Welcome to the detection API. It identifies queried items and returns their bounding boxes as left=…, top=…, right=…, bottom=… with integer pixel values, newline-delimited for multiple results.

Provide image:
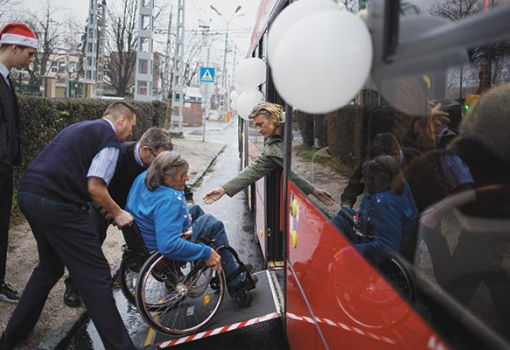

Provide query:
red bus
left=240, top=0, right=510, bottom=349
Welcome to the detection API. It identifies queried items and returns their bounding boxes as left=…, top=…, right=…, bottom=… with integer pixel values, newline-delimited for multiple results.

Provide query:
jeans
left=189, top=205, right=243, bottom=288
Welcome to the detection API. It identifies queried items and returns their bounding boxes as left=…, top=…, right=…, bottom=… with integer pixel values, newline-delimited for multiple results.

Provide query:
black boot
left=64, top=278, right=82, bottom=307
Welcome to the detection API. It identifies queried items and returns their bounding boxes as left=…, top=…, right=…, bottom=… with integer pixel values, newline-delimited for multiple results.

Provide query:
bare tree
left=0, top=0, right=20, bottom=20
left=105, top=0, right=138, bottom=97
left=26, top=0, right=62, bottom=82
left=429, top=0, right=482, bottom=20
left=430, top=0, right=510, bottom=90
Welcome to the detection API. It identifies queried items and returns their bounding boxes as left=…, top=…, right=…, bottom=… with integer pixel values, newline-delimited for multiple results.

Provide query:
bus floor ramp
left=147, top=270, right=281, bottom=348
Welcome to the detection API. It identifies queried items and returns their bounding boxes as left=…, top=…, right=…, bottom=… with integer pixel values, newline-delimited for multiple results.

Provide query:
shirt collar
left=0, top=61, right=10, bottom=80
left=134, top=142, right=145, bottom=167
left=102, top=117, right=116, bottom=132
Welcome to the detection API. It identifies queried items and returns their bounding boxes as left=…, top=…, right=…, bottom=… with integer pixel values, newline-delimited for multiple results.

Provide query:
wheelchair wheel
left=332, top=256, right=415, bottom=329
left=119, top=259, right=137, bottom=306
left=135, top=251, right=226, bottom=335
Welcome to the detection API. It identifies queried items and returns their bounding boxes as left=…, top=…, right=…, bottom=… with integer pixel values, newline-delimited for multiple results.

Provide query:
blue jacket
left=126, top=171, right=211, bottom=261
left=356, top=182, right=418, bottom=263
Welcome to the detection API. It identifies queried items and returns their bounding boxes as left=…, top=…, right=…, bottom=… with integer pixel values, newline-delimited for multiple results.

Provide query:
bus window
left=287, top=1, right=510, bottom=347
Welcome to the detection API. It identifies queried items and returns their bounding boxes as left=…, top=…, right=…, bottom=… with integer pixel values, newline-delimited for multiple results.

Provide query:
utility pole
left=220, top=26, right=229, bottom=120
left=162, top=7, right=173, bottom=100
left=134, top=0, right=155, bottom=101
left=170, top=0, right=185, bottom=131
left=84, top=0, right=98, bottom=95
left=199, top=21, right=211, bottom=142
left=210, top=5, right=242, bottom=121
left=95, top=0, right=106, bottom=98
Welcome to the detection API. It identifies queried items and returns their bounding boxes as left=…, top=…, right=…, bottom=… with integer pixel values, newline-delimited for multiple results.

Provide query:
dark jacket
left=405, top=137, right=510, bottom=218
left=0, top=76, right=21, bottom=173
left=108, top=142, right=193, bottom=209
left=341, top=147, right=422, bottom=207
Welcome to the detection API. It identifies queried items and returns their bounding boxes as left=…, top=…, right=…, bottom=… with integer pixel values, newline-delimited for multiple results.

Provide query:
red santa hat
left=0, top=22, right=38, bottom=50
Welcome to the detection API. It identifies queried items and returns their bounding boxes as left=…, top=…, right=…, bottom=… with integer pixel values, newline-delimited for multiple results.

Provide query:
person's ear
left=118, top=114, right=127, bottom=126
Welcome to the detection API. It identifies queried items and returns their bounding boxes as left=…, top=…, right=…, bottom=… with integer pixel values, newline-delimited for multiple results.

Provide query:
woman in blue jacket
left=332, top=155, right=418, bottom=265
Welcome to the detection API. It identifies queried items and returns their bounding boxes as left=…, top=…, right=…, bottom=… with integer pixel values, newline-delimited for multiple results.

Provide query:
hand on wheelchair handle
left=206, top=249, right=222, bottom=273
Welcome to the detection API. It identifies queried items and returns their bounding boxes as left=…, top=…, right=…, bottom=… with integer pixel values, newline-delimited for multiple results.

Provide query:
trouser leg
left=7, top=194, right=133, bottom=350
left=191, top=214, right=241, bottom=286
left=4, top=194, right=65, bottom=344
left=0, top=169, right=14, bottom=283
left=65, top=206, right=109, bottom=288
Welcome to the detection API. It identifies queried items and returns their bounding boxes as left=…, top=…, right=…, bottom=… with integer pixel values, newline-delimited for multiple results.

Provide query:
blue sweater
left=356, top=182, right=418, bottom=263
left=125, top=171, right=211, bottom=261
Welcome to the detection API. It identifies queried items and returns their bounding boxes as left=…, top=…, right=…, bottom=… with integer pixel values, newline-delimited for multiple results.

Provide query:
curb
left=48, top=141, right=228, bottom=349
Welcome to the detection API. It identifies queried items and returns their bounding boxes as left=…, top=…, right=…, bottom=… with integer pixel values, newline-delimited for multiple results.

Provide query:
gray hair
left=145, top=151, right=189, bottom=191
left=139, top=127, right=173, bottom=152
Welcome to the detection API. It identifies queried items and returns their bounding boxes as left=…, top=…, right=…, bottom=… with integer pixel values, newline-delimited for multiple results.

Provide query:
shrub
left=11, top=97, right=166, bottom=218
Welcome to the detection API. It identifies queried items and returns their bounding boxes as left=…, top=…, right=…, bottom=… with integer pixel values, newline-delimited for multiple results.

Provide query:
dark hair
left=368, top=133, right=401, bottom=159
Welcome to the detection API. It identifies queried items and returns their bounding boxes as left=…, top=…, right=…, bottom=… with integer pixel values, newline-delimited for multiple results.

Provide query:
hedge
left=12, top=97, right=166, bottom=216
left=325, top=105, right=413, bottom=170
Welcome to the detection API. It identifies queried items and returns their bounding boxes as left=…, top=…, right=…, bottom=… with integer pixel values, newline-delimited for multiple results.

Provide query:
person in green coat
left=203, top=102, right=335, bottom=206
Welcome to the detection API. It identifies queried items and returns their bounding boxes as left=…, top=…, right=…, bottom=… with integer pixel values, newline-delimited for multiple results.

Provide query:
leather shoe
left=64, top=281, right=82, bottom=307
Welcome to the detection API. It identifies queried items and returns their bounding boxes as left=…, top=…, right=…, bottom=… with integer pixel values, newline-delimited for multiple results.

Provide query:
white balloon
left=237, top=89, right=263, bottom=120
left=267, top=0, right=336, bottom=65
left=230, top=90, right=239, bottom=102
left=234, top=58, right=266, bottom=89
left=230, top=100, right=237, bottom=112
left=271, top=10, right=372, bottom=114
left=235, top=82, right=248, bottom=94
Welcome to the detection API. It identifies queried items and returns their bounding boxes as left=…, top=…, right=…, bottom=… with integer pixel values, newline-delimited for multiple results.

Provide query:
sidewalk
left=0, top=135, right=226, bottom=349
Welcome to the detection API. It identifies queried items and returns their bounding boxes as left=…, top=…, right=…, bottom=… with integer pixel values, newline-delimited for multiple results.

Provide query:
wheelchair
left=119, top=221, right=257, bottom=335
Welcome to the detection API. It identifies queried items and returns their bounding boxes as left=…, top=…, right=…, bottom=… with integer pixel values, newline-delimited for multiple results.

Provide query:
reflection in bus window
left=285, top=3, right=510, bottom=346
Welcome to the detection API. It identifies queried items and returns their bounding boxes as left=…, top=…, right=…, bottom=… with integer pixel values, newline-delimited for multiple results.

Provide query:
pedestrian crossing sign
left=200, top=67, right=215, bottom=83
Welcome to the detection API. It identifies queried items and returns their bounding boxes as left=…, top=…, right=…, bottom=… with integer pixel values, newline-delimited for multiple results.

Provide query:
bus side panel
left=286, top=182, right=444, bottom=349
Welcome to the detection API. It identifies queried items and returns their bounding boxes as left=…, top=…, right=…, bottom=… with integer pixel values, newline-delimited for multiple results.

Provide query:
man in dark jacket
left=0, top=22, right=37, bottom=303
left=0, top=102, right=138, bottom=350
left=62, top=127, right=188, bottom=307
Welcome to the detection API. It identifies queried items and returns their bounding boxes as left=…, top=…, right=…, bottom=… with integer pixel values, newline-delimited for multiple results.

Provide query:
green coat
left=222, top=134, right=315, bottom=197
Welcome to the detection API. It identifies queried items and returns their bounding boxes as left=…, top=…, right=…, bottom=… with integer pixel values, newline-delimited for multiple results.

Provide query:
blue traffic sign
left=200, top=67, right=215, bottom=83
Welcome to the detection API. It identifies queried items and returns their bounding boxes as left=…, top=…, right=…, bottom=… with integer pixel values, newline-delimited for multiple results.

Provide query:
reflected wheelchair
left=118, top=221, right=257, bottom=335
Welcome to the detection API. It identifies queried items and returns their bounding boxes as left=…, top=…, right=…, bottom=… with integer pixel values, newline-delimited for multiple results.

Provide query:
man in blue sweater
left=62, top=127, right=178, bottom=307
left=0, top=102, right=139, bottom=350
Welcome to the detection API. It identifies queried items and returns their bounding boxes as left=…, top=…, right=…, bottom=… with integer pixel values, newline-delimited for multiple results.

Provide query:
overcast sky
left=13, top=0, right=260, bottom=65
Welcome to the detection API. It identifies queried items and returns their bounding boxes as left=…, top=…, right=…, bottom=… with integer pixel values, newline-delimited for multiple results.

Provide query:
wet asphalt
left=65, top=120, right=288, bottom=349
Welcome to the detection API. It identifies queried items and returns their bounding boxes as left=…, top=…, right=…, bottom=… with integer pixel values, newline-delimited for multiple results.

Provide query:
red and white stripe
left=287, top=312, right=397, bottom=345
left=157, top=312, right=280, bottom=348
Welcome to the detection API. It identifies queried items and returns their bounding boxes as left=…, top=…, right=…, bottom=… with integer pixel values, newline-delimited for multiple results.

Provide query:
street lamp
left=210, top=5, right=242, bottom=120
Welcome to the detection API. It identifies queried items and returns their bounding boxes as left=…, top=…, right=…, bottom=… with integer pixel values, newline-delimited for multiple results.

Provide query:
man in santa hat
left=0, top=22, right=37, bottom=304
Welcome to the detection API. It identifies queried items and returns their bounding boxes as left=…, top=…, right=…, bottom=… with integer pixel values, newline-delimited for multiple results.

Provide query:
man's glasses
left=148, top=147, right=157, bottom=157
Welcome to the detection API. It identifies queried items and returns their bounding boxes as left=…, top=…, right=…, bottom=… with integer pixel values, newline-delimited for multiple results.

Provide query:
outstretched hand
left=203, top=187, right=227, bottom=205
left=312, top=188, right=335, bottom=206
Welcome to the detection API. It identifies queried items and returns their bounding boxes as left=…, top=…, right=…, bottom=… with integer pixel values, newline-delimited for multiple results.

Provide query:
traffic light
left=359, top=0, right=367, bottom=10
left=463, top=94, right=480, bottom=114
